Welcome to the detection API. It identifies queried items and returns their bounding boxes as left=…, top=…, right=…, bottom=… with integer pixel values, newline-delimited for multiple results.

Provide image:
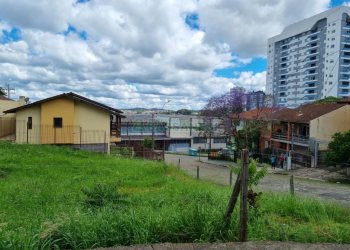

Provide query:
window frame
left=53, top=117, right=63, bottom=128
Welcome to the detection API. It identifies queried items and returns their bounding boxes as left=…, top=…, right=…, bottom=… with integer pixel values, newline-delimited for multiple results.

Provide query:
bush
left=326, top=130, right=350, bottom=165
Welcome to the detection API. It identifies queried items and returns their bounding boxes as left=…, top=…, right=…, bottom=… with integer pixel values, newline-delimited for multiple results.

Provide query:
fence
left=15, top=120, right=109, bottom=153
left=0, top=117, right=15, bottom=138
left=111, top=145, right=164, bottom=160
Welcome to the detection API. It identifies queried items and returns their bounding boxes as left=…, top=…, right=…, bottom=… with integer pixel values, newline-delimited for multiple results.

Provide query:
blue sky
left=0, top=0, right=349, bottom=109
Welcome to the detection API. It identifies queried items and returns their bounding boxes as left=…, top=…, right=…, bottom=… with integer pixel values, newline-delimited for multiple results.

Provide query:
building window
left=53, top=117, right=63, bottom=128
left=193, top=137, right=207, bottom=144
left=213, top=137, right=226, bottom=143
left=27, top=117, right=32, bottom=130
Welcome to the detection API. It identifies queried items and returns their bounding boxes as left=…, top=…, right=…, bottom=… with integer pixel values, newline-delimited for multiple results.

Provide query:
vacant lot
left=1, top=142, right=350, bottom=249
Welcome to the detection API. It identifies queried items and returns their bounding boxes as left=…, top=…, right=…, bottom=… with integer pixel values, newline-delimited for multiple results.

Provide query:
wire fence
left=0, top=117, right=15, bottom=138
left=110, top=145, right=164, bottom=161
left=15, top=120, right=109, bottom=153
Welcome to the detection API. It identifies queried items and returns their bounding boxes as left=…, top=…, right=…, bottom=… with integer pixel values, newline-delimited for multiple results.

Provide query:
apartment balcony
left=339, top=92, right=350, bottom=97
left=303, top=83, right=317, bottom=88
left=340, top=85, right=350, bottom=89
left=303, top=91, right=317, bottom=96
left=304, top=71, right=317, bottom=77
left=271, top=133, right=309, bottom=146
left=305, top=31, right=320, bottom=38
left=305, top=37, right=319, bottom=44
left=303, top=64, right=317, bottom=70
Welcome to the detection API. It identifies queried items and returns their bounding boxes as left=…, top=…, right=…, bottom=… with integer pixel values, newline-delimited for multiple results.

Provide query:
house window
left=53, top=117, right=63, bottom=128
left=213, top=137, right=226, bottom=143
left=27, top=117, right=32, bottom=130
left=193, top=137, right=207, bottom=144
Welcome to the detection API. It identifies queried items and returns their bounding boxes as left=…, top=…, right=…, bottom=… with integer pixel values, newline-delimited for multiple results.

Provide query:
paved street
left=165, top=153, right=350, bottom=208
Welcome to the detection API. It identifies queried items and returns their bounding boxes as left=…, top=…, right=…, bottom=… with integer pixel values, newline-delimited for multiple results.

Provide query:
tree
left=142, top=136, right=154, bottom=149
left=0, top=87, right=5, bottom=96
left=175, top=109, right=192, bottom=115
left=314, top=96, right=341, bottom=104
left=201, top=87, right=246, bottom=136
left=326, top=130, right=350, bottom=165
left=201, top=87, right=245, bottom=118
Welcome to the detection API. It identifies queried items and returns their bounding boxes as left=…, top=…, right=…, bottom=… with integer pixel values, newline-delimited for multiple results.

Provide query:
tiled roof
left=0, top=95, right=13, bottom=101
left=272, top=103, right=347, bottom=123
left=4, top=92, right=123, bottom=115
left=238, top=108, right=281, bottom=120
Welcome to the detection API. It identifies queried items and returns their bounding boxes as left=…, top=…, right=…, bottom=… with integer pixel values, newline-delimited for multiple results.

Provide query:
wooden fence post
left=239, top=149, right=249, bottom=242
left=223, top=171, right=241, bottom=228
left=178, top=158, right=180, bottom=169
left=197, top=166, right=199, bottom=180
left=290, top=175, right=295, bottom=195
left=229, top=170, right=233, bottom=186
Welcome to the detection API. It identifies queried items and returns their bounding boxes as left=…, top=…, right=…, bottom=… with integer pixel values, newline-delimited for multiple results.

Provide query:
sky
left=0, top=0, right=349, bottom=110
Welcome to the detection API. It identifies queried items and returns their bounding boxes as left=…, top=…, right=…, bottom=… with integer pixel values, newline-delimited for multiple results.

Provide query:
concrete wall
left=74, top=101, right=110, bottom=149
left=310, top=105, right=350, bottom=149
left=0, top=100, right=21, bottom=117
left=15, top=106, right=41, bottom=144
left=40, top=98, right=75, bottom=144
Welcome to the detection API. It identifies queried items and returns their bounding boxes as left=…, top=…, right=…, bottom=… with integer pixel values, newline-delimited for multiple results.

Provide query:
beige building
left=0, top=96, right=27, bottom=116
left=269, top=100, right=350, bottom=167
left=4, top=92, right=123, bottom=153
left=0, top=96, right=27, bottom=138
left=310, top=105, right=350, bottom=150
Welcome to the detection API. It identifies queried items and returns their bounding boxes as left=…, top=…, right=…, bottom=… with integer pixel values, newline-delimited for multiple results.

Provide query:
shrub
left=326, top=130, right=350, bottom=165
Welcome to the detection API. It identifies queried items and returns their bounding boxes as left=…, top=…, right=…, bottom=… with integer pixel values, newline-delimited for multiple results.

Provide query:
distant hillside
left=122, top=108, right=200, bottom=115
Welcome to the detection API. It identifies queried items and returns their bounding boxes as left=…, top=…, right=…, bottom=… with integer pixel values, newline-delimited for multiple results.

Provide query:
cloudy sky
left=0, top=0, right=348, bottom=110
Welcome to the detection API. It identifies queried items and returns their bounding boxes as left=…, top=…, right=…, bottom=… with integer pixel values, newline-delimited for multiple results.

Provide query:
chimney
left=18, top=96, right=27, bottom=105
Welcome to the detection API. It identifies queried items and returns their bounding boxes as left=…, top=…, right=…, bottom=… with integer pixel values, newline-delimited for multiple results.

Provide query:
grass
left=0, top=142, right=350, bottom=249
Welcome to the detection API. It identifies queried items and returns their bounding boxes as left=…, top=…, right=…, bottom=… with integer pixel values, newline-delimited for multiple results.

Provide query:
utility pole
left=2, top=84, right=15, bottom=98
left=151, top=112, right=155, bottom=151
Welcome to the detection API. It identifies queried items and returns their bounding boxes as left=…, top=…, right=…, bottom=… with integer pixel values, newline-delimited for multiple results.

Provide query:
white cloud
left=197, top=0, right=330, bottom=57
left=0, top=0, right=334, bottom=109
left=232, top=71, right=267, bottom=91
left=0, top=0, right=73, bottom=32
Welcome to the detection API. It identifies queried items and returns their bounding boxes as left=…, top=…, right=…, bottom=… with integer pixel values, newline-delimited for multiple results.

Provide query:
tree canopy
left=0, top=87, right=5, bottom=96
left=326, top=130, right=350, bottom=165
left=314, top=96, right=341, bottom=104
left=201, top=87, right=245, bottom=118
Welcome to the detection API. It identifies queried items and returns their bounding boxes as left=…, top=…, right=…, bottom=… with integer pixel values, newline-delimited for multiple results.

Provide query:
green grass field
left=0, top=142, right=350, bottom=249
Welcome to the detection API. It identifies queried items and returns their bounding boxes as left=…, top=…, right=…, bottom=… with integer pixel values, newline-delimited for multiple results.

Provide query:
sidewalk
left=97, top=242, right=350, bottom=250
left=197, top=156, right=347, bottom=183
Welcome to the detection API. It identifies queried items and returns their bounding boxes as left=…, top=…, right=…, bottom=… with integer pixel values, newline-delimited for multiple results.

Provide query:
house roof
left=4, top=92, right=123, bottom=115
left=272, top=103, right=347, bottom=123
left=337, top=97, right=350, bottom=104
left=236, top=108, right=281, bottom=121
left=0, top=95, right=13, bottom=101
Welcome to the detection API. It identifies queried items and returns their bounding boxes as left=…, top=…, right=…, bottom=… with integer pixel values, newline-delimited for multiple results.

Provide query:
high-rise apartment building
left=267, top=6, right=350, bottom=107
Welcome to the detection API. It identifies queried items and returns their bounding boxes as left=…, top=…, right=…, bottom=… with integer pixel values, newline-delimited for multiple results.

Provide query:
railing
left=271, top=133, right=310, bottom=145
